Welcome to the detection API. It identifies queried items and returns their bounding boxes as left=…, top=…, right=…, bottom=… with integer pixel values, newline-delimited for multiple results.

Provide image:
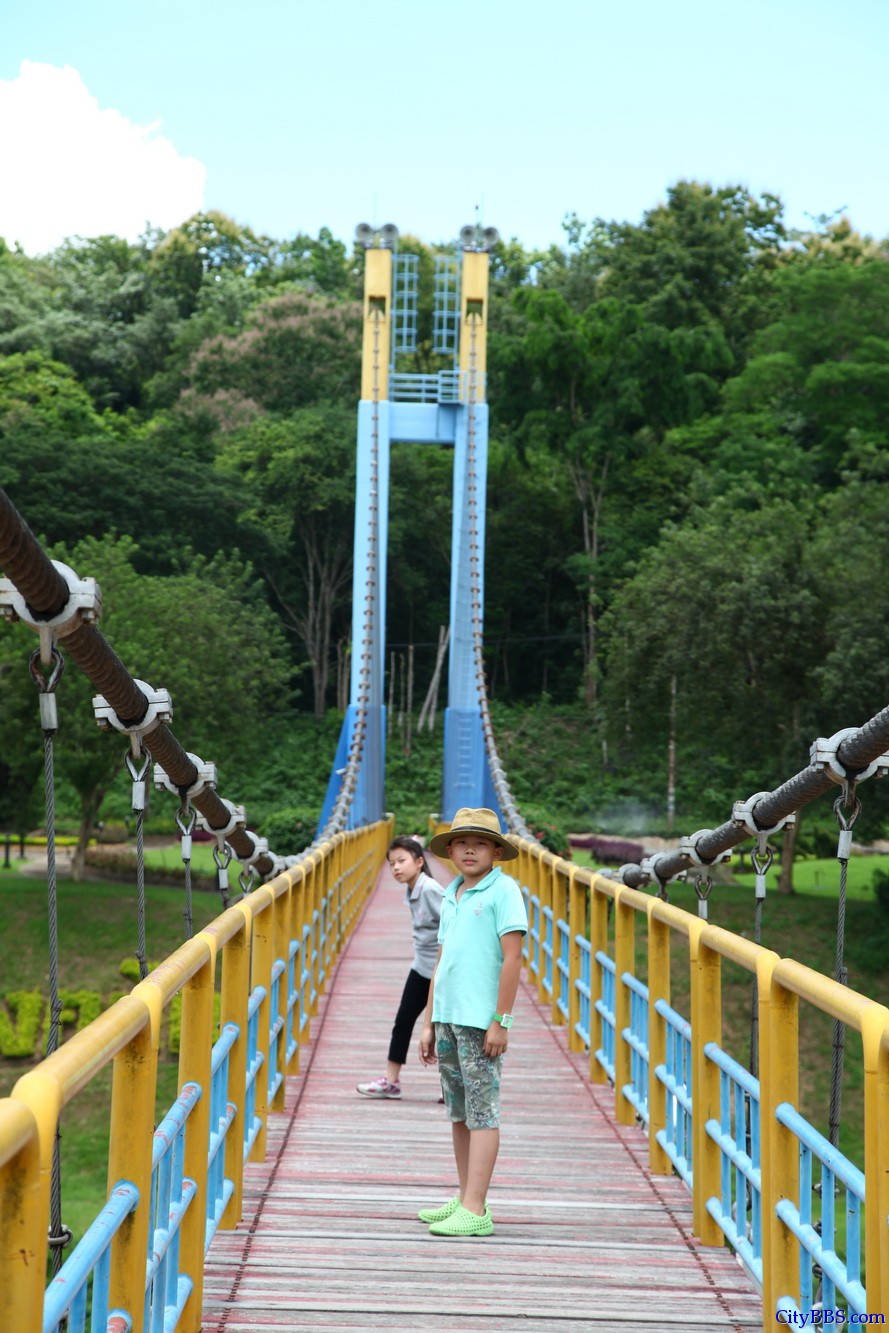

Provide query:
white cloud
left=0, top=60, right=206, bottom=254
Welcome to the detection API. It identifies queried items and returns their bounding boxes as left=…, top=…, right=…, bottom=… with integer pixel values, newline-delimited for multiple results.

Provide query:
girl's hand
left=419, top=1023, right=437, bottom=1065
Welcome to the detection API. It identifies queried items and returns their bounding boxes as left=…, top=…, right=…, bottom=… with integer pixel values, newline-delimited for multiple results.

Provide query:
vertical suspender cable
left=464, top=315, right=531, bottom=840
left=29, top=646, right=72, bottom=1274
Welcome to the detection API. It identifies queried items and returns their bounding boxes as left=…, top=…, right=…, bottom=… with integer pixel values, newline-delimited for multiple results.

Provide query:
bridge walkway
left=201, top=859, right=761, bottom=1331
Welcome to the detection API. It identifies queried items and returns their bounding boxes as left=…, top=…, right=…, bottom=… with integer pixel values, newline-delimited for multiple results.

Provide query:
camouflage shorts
left=435, top=1022, right=503, bottom=1130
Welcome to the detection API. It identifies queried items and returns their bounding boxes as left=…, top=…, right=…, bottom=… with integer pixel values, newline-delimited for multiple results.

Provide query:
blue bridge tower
left=319, top=223, right=503, bottom=832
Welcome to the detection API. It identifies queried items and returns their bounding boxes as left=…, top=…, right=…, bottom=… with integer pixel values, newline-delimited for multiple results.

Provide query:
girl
left=356, top=835, right=444, bottom=1099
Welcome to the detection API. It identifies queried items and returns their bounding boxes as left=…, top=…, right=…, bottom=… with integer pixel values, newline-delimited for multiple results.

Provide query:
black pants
left=388, top=968, right=431, bottom=1065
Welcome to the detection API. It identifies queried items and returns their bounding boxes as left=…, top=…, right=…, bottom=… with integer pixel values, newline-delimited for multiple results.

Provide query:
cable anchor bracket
left=153, top=753, right=218, bottom=804
left=0, top=560, right=101, bottom=665
left=93, top=679, right=173, bottom=757
left=810, top=728, right=889, bottom=788
left=639, top=853, right=687, bottom=899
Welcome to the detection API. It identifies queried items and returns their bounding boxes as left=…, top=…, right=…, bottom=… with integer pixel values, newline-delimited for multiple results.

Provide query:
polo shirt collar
left=445, top=865, right=503, bottom=899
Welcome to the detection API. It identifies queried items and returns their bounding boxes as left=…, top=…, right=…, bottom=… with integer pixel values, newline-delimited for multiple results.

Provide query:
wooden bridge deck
left=201, top=861, right=762, bottom=1332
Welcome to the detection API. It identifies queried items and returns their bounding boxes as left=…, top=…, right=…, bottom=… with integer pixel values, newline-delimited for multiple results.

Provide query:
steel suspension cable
left=464, top=316, right=531, bottom=839
left=315, top=307, right=381, bottom=840
left=0, top=487, right=276, bottom=875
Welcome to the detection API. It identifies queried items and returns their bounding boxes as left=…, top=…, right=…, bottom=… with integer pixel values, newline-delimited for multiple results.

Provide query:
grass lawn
left=0, top=868, right=225, bottom=1248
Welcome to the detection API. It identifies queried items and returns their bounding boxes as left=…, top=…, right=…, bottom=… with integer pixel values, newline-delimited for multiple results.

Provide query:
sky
left=1, top=0, right=887, bottom=256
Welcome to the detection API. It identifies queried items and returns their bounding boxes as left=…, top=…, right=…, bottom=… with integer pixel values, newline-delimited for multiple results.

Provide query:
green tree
left=215, top=408, right=356, bottom=716
left=601, top=489, right=819, bottom=833
left=491, top=287, right=731, bottom=705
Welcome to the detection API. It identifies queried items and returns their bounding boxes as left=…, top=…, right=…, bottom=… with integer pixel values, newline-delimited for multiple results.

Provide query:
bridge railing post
left=567, top=866, right=585, bottom=1053
left=646, top=900, right=672, bottom=1175
left=551, top=861, right=568, bottom=1027
left=688, top=923, right=723, bottom=1245
left=249, top=887, right=275, bottom=1163
left=761, top=961, right=800, bottom=1324
left=589, top=879, right=609, bottom=1085
left=216, top=903, right=251, bottom=1227
left=0, top=1098, right=43, bottom=1331
left=176, top=949, right=215, bottom=1333
left=614, top=887, right=636, bottom=1126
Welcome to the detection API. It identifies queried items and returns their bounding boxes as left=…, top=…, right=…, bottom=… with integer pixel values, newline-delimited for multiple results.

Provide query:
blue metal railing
left=556, top=917, right=571, bottom=1021
left=267, top=958, right=286, bottom=1108
left=594, top=950, right=616, bottom=1082
left=541, top=905, right=554, bottom=998
left=774, top=1102, right=867, bottom=1318
left=622, top=973, right=649, bottom=1125
left=206, top=1024, right=239, bottom=1252
left=42, top=1183, right=140, bottom=1333
left=144, top=1083, right=200, bottom=1332
left=654, top=998, right=693, bottom=1186
left=704, top=1041, right=762, bottom=1284
left=243, top=986, right=265, bottom=1160
left=575, top=935, right=591, bottom=1048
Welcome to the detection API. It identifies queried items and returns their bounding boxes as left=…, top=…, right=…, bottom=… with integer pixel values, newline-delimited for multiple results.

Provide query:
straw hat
left=428, top=807, right=519, bottom=861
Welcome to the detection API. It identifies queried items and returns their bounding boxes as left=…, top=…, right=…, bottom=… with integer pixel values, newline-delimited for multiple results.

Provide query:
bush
left=260, top=806, right=318, bottom=857
left=873, top=868, right=889, bottom=915
left=519, top=804, right=572, bottom=859
left=96, top=821, right=129, bottom=844
left=569, top=833, right=644, bottom=865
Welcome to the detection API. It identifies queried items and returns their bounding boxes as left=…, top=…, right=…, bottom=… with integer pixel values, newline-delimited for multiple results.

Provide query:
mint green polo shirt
left=431, top=866, right=528, bottom=1029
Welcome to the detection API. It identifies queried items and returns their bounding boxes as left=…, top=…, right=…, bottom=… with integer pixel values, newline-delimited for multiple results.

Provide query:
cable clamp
left=238, top=830, right=269, bottom=872
left=195, top=799, right=245, bottom=849
left=0, top=560, right=101, bottom=664
left=732, top=792, right=796, bottom=841
left=153, top=753, right=218, bottom=803
left=263, top=853, right=288, bottom=881
left=93, top=680, right=172, bottom=756
left=810, top=728, right=889, bottom=786
left=678, top=829, right=732, bottom=871
left=639, top=853, right=687, bottom=891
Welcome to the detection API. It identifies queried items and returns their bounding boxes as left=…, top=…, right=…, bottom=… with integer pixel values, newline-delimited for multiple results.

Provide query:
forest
left=2, top=182, right=889, bottom=863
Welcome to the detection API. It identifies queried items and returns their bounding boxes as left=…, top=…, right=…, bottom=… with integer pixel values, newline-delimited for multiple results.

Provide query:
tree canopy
left=1, top=195, right=888, bottom=841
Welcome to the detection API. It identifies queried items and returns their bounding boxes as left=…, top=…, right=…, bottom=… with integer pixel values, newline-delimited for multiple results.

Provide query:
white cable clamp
left=93, top=679, right=172, bottom=756
left=263, top=854, right=288, bottom=881
left=153, top=753, right=218, bottom=802
left=238, top=830, right=269, bottom=871
left=639, top=853, right=687, bottom=888
left=195, top=799, right=245, bottom=849
left=678, top=829, right=732, bottom=871
left=0, top=560, right=101, bottom=664
left=732, top=792, right=796, bottom=841
left=810, top=728, right=889, bottom=786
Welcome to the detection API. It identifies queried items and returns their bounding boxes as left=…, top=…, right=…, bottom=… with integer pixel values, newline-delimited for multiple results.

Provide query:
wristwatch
left=493, top=1013, right=514, bottom=1029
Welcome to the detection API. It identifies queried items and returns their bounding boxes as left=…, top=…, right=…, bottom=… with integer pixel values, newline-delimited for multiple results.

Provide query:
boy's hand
left=419, top=1023, right=437, bottom=1065
left=484, top=1021, right=509, bottom=1058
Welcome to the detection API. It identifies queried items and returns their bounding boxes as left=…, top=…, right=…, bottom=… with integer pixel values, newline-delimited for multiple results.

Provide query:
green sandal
left=417, top=1195, right=461, bottom=1223
left=428, top=1203, right=494, bottom=1237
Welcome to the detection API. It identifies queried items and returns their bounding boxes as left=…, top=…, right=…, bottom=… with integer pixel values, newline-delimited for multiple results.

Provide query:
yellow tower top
left=360, top=246, right=393, bottom=402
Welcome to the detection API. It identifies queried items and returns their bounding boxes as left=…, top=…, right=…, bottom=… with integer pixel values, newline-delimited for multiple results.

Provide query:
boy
left=418, top=807, right=528, bottom=1237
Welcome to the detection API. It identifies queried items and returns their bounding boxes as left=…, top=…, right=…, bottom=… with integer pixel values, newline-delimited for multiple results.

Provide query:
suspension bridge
left=1, top=224, right=889, bottom=1332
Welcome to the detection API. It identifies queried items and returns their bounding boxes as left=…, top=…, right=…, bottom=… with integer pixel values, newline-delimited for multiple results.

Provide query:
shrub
left=568, top=833, right=644, bottom=865
left=873, top=868, right=889, bottom=915
left=260, top=806, right=318, bottom=857
left=519, top=805, right=572, bottom=859
left=96, top=821, right=129, bottom=844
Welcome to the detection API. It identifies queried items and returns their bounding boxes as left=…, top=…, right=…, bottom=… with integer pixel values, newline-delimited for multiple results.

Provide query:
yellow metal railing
left=514, top=837, right=889, bottom=1330
left=0, top=817, right=392, bottom=1332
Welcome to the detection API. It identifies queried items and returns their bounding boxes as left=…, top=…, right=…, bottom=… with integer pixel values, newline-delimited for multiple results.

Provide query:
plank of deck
left=202, top=860, right=762, bottom=1331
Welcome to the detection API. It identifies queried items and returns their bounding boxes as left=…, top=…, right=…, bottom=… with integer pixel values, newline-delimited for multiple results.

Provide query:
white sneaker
left=356, top=1076, right=402, bottom=1099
